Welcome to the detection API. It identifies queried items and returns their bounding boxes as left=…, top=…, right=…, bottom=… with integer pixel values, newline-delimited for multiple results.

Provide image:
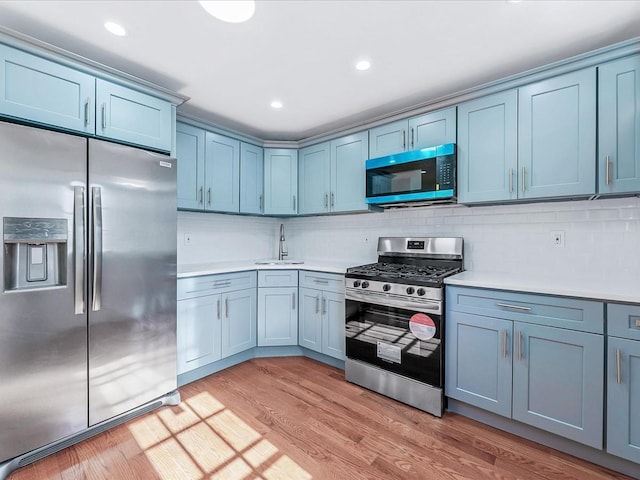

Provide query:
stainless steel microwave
left=365, top=143, right=456, bottom=205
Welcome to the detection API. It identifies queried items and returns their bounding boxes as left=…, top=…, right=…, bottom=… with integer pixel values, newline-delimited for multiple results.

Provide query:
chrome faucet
left=278, top=223, right=288, bottom=261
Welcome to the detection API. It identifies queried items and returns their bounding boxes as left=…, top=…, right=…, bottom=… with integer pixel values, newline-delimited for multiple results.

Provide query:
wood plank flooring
left=8, top=356, right=633, bottom=480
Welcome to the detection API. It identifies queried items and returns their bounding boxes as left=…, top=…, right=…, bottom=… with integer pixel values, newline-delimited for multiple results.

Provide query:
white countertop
left=445, top=271, right=640, bottom=304
left=177, top=259, right=352, bottom=278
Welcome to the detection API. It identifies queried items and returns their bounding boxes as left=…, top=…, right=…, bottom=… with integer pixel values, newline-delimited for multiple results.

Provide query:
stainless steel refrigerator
left=0, top=120, right=177, bottom=466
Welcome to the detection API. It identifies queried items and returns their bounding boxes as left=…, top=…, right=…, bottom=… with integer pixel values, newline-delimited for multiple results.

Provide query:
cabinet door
left=330, top=131, right=368, bottom=213
left=221, top=288, right=256, bottom=357
left=512, top=322, right=603, bottom=449
left=408, top=107, right=456, bottom=150
left=204, top=132, right=240, bottom=213
left=321, top=291, right=345, bottom=360
left=257, top=287, right=298, bottom=346
left=607, top=337, right=640, bottom=462
left=264, top=148, right=298, bottom=215
left=518, top=68, right=596, bottom=199
left=457, top=90, right=518, bottom=203
left=369, top=120, right=407, bottom=158
left=176, top=123, right=205, bottom=210
left=598, top=55, right=640, bottom=195
left=177, top=295, right=221, bottom=374
left=96, top=79, right=172, bottom=152
left=298, top=142, right=331, bottom=214
left=298, top=287, right=323, bottom=353
left=0, top=44, right=95, bottom=134
left=445, top=311, right=513, bottom=417
left=239, top=142, right=264, bottom=214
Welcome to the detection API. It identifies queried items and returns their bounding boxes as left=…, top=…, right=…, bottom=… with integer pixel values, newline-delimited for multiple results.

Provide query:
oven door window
left=345, top=299, right=442, bottom=387
left=366, top=158, right=436, bottom=198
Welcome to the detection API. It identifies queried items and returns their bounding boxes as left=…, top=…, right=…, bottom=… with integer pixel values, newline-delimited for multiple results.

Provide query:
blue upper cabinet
left=298, top=142, right=331, bottom=214
left=239, top=142, right=264, bottom=215
left=518, top=68, right=596, bottom=199
left=96, top=79, right=173, bottom=152
left=598, top=54, right=640, bottom=195
left=204, top=131, right=240, bottom=213
left=331, top=131, right=368, bottom=213
left=176, top=122, right=205, bottom=210
left=369, top=107, right=457, bottom=158
left=0, top=43, right=95, bottom=134
left=264, top=148, right=298, bottom=215
left=457, top=90, right=518, bottom=203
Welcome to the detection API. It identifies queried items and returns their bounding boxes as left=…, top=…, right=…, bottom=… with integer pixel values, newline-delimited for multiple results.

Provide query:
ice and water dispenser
left=3, top=217, right=68, bottom=291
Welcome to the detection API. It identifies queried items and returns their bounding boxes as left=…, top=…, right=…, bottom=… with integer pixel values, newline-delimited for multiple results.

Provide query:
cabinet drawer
left=608, top=303, right=640, bottom=340
left=258, top=269, right=298, bottom=287
left=178, top=271, right=257, bottom=300
left=446, top=286, right=604, bottom=334
left=299, top=271, right=345, bottom=293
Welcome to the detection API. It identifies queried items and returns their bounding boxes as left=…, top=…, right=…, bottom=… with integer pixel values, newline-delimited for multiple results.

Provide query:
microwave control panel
left=436, top=154, right=455, bottom=191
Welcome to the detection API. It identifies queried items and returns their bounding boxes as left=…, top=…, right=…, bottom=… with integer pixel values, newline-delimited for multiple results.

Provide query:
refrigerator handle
left=92, top=187, right=103, bottom=311
left=74, top=186, right=86, bottom=314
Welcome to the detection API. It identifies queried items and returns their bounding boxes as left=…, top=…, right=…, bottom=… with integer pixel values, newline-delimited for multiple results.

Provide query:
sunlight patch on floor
left=128, top=390, right=312, bottom=480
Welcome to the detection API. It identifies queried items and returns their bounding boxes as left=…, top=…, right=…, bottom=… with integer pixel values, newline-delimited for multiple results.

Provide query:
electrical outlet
left=551, top=231, right=565, bottom=248
left=184, top=233, right=192, bottom=245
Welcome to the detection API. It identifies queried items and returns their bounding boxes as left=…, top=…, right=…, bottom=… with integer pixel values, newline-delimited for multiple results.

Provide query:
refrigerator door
left=0, top=121, right=88, bottom=462
left=88, top=139, right=177, bottom=426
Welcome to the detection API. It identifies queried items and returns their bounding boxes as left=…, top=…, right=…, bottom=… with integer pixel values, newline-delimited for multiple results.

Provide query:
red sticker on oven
left=409, top=313, right=436, bottom=340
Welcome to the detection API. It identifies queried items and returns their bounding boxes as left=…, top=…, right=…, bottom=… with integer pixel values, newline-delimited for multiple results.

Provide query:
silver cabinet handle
left=199, top=186, right=204, bottom=204
left=509, top=168, right=514, bottom=193
left=217, top=299, right=221, bottom=320
left=84, top=99, right=91, bottom=127
left=616, top=348, right=622, bottom=384
left=324, top=193, right=328, bottom=209
left=101, top=103, right=107, bottom=129
left=501, top=329, right=507, bottom=358
left=635, top=318, right=640, bottom=328
left=322, top=297, right=327, bottom=315
left=293, top=195, right=296, bottom=211
left=521, top=166, right=526, bottom=193
left=315, top=295, right=320, bottom=314
left=330, top=192, right=335, bottom=208
left=605, top=155, right=611, bottom=185
left=410, top=127, right=415, bottom=149
left=402, top=130, right=406, bottom=150
left=74, top=186, right=86, bottom=315
left=259, top=194, right=263, bottom=212
left=91, top=186, right=103, bottom=311
left=292, top=292, right=296, bottom=310
left=213, top=281, right=231, bottom=288
left=516, top=330, right=522, bottom=361
left=208, top=187, right=212, bottom=206
left=225, top=297, right=229, bottom=318
left=496, top=303, right=532, bottom=312
left=314, top=279, right=329, bottom=285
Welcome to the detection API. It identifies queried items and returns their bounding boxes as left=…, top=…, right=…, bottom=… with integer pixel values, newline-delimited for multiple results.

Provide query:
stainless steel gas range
left=344, top=236, right=463, bottom=417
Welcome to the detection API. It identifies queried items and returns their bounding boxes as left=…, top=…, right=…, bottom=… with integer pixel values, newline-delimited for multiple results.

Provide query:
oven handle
left=346, top=289, right=441, bottom=315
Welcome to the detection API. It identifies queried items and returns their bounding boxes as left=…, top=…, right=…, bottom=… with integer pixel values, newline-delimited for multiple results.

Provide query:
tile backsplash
left=179, top=196, right=640, bottom=282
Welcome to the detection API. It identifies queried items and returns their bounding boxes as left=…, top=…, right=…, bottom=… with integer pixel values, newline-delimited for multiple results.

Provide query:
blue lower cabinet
left=177, top=294, right=222, bottom=375
left=221, top=288, right=257, bottom=357
left=445, top=311, right=513, bottom=417
left=257, top=287, right=298, bottom=346
left=512, top=323, right=604, bottom=449
left=298, top=286, right=345, bottom=360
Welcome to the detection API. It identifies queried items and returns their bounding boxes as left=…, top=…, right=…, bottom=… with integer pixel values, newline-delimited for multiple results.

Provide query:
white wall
left=178, top=197, right=640, bottom=283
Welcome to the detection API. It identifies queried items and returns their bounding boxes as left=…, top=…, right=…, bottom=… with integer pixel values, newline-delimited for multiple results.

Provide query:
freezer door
left=88, top=139, right=177, bottom=426
left=0, top=121, right=88, bottom=462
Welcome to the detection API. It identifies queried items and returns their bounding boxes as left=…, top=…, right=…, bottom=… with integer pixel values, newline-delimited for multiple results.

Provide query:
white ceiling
left=0, top=1, right=639, bottom=141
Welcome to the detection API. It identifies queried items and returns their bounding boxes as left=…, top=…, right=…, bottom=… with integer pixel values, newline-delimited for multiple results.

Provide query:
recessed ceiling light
left=199, top=1, right=256, bottom=23
left=104, top=21, right=126, bottom=37
left=356, top=60, right=371, bottom=71
left=270, top=100, right=283, bottom=109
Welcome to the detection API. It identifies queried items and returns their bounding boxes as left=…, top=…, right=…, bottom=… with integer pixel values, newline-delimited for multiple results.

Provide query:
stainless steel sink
left=254, top=259, right=304, bottom=265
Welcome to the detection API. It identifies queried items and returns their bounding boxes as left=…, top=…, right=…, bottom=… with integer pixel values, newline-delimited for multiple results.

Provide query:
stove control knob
left=417, top=288, right=426, bottom=296
left=382, top=284, right=391, bottom=292
left=361, top=281, right=370, bottom=289
left=353, top=280, right=361, bottom=287
left=406, top=287, right=415, bottom=295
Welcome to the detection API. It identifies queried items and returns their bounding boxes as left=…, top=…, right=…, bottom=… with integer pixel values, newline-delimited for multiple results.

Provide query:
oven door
left=345, top=291, right=443, bottom=387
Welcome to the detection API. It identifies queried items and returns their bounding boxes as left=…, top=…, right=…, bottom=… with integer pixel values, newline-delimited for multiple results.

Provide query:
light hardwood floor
left=8, top=357, right=633, bottom=480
